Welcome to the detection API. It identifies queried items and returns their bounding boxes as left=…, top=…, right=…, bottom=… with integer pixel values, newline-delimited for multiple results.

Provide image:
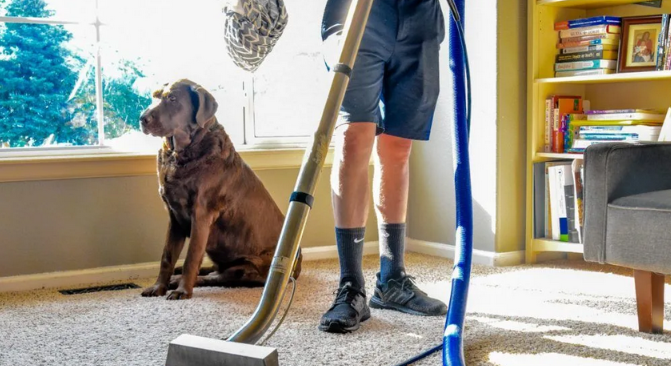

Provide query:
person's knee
left=377, top=134, right=412, bottom=164
left=334, top=123, right=377, bottom=162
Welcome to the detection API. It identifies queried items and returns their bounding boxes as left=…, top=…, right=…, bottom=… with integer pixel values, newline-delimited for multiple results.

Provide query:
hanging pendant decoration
left=223, top=0, right=289, bottom=72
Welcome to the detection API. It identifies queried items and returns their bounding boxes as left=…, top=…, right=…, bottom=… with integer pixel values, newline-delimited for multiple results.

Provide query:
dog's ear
left=189, top=85, right=218, bottom=127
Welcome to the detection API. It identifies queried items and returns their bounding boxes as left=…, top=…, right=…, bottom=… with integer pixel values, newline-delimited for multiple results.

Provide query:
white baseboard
left=405, top=238, right=524, bottom=267
left=0, top=242, right=380, bottom=293
left=0, top=240, right=524, bottom=293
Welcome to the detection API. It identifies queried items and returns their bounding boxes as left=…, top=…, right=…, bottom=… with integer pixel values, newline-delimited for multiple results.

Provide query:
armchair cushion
left=583, top=142, right=671, bottom=273
left=611, top=189, right=671, bottom=210
left=606, top=189, right=671, bottom=275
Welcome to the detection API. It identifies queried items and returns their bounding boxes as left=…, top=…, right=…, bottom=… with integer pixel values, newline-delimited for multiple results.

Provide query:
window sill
left=0, top=147, right=336, bottom=183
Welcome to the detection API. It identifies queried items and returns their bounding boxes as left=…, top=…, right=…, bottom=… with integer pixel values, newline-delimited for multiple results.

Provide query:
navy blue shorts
left=321, top=0, right=446, bottom=141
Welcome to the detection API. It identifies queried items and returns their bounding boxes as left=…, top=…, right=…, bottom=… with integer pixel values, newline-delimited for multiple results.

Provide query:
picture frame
left=617, top=15, right=664, bottom=73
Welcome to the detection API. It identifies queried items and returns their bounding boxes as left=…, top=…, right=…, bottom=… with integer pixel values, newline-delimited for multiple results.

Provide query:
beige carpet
left=1, top=253, right=671, bottom=366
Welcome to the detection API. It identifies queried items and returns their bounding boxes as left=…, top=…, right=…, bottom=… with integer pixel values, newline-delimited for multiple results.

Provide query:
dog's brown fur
left=139, top=79, right=301, bottom=300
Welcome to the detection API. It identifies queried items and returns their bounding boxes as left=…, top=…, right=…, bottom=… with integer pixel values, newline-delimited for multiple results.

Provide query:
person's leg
left=373, top=133, right=412, bottom=282
left=366, top=0, right=448, bottom=316
left=319, top=123, right=378, bottom=334
left=331, top=122, right=377, bottom=290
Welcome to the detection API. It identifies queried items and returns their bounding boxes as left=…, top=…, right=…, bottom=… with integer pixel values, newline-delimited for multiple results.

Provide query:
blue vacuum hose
left=443, top=0, right=471, bottom=364
left=392, top=0, right=471, bottom=365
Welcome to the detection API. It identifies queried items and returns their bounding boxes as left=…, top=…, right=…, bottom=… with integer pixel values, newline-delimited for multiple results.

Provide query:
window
left=248, top=0, right=333, bottom=146
left=0, top=0, right=332, bottom=154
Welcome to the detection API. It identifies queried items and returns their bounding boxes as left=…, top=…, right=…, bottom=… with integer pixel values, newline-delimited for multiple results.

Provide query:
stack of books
left=564, top=109, right=666, bottom=153
left=545, top=95, right=584, bottom=153
left=554, top=16, right=622, bottom=77
left=533, top=159, right=584, bottom=244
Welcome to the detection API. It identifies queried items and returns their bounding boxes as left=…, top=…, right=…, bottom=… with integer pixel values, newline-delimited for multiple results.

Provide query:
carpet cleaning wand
left=226, top=0, right=375, bottom=346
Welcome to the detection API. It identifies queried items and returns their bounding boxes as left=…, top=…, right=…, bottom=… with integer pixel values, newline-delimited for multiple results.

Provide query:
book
left=562, top=164, right=579, bottom=243
left=560, top=44, right=618, bottom=54
left=569, top=119, right=664, bottom=126
left=548, top=164, right=576, bottom=242
left=586, top=112, right=667, bottom=121
left=579, top=133, right=641, bottom=140
left=555, top=50, right=618, bottom=62
left=545, top=98, right=552, bottom=152
left=666, top=14, right=671, bottom=70
left=557, top=38, right=620, bottom=48
left=561, top=34, right=621, bottom=43
left=533, top=162, right=547, bottom=238
left=572, top=159, right=585, bottom=244
left=579, top=125, right=662, bottom=133
left=555, top=69, right=615, bottom=77
left=571, top=138, right=642, bottom=149
left=554, top=60, right=617, bottom=71
left=547, top=163, right=571, bottom=240
left=656, top=14, right=668, bottom=70
left=657, top=107, right=671, bottom=141
left=585, top=108, right=664, bottom=114
left=554, top=16, right=621, bottom=31
left=578, top=126, right=661, bottom=141
left=559, top=25, right=621, bottom=39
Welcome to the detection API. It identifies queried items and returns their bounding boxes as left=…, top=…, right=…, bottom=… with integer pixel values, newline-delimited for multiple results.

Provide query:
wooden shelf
left=533, top=239, right=584, bottom=254
left=535, top=152, right=584, bottom=160
left=537, top=0, right=652, bottom=9
left=536, top=70, right=671, bottom=84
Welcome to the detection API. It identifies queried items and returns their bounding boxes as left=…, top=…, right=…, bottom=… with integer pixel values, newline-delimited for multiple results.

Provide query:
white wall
left=408, top=0, right=499, bottom=252
left=408, top=0, right=527, bottom=254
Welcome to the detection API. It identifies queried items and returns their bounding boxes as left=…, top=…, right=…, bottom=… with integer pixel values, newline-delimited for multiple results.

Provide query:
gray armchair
left=583, top=142, right=671, bottom=334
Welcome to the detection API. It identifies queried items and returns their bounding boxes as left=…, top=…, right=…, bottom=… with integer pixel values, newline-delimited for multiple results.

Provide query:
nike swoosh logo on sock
left=354, top=238, right=364, bottom=243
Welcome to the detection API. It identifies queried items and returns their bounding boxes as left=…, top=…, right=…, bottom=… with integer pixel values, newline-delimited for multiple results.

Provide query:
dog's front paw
left=141, top=283, right=167, bottom=297
left=166, top=288, right=192, bottom=300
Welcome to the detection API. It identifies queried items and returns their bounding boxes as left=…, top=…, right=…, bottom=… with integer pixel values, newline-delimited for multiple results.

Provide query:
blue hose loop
left=443, top=0, right=472, bottom=365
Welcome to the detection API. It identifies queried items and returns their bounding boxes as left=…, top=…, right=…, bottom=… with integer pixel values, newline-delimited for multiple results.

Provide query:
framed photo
left=617, top=15, right=663, bottom=73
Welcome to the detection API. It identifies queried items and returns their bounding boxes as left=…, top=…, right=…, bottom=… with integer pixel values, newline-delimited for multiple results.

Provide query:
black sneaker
left=318, top=282, right=371, bottom=333
left=369, top=273, right=447, bottom=316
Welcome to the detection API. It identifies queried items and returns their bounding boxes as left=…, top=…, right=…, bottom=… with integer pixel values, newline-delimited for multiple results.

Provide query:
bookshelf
left=526, top=0, right=671, bottom=263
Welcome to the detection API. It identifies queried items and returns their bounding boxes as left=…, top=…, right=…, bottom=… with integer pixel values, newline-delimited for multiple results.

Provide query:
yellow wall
left=496, top=0, right=527, bottom=253
left=0, top=167, right=378, bottom=277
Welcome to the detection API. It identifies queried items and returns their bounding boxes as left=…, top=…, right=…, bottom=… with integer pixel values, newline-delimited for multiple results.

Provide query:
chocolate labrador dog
left=139, top=79, right=301, bottom=300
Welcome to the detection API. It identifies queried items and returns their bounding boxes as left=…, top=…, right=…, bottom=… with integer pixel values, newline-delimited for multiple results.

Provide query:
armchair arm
left=583, top=142, right=671, bottom=263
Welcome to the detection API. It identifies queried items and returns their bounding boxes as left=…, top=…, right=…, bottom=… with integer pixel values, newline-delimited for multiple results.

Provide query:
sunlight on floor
left=489, top=352, right=642, bottom=366
left=546, top=335, right=671, bottom=360
left=470, top=315, right=572, bottom=333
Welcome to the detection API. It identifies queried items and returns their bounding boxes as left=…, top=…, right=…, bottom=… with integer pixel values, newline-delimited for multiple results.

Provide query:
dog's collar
left=164, top=136, right=176, bottom=152
left=169, top=136, right=176, bottom=151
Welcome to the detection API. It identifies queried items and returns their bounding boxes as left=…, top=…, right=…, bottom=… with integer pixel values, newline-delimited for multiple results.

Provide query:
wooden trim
left=0, top=148, right=335, bottom=183
left=634, top=269, right=665, bottom=334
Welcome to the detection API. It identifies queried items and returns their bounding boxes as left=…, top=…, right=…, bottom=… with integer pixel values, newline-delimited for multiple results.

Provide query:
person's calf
left=378, top=222, right=406, bottom=283
left=330, top=123, right=376, bottom=228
